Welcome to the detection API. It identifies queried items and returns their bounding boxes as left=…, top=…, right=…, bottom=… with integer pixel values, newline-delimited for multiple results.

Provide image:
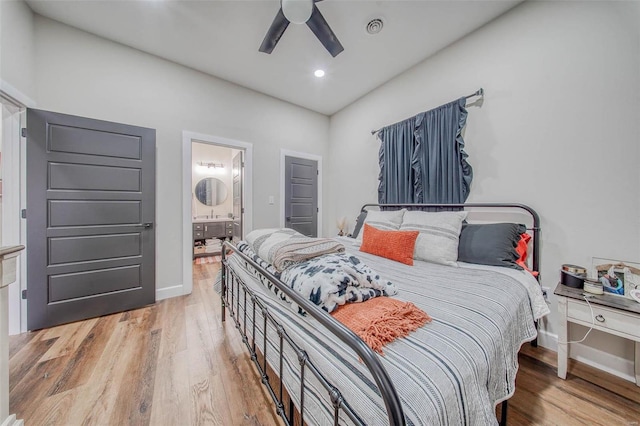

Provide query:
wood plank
left=156, top=295, right=187, bottom=359
left=150, top=351, right=192, bottom=426
left=184, top=273, right=230, bottom=425
left=46, top=312, right=121, bottom=396
left=217, top=312, right=283, bottom=425
left=515, top=361, right=632, bottom=425
left=64, top=320, right=137, bottom=424
left=39, top=317, right=98, bottom=362
left=190, top=375, right=226, bottom=426
left=37, top=319, right=83, bottom=341
left=109, top=309, right=160, bottom=426
left=26, top=387, right=77, bottom=426
left=9, top=354, right=70, bottom=416
left=521, top=344, right=640, bottom=405
left=9, top=336, right=58, bottom=393
left=8, top=331, right=36, bottom=359
left=185, top=302, right=218, bottom=382
left=517, top=354, right=640, bottom=423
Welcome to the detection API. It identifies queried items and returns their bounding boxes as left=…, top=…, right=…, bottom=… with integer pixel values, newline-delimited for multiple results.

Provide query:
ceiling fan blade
left=259, top=8, right=290, bottom=54
left=306, top=4, right=344, bottom=57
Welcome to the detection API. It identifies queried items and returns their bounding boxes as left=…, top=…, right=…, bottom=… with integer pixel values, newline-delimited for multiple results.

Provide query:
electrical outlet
left=541, top=286, right=550, bottom=303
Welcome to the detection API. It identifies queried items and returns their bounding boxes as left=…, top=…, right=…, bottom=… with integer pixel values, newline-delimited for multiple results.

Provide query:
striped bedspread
left=222, top=236, right=549, bottom=425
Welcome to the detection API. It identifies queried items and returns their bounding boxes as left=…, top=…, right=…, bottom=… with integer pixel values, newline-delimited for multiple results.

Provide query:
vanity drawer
left=567, top=299, right=640, bottom=340
left=193, top=223, right=204, bottom=231
left=193, top=231, right=204, bottom=239
left=225, top=221, right=233, bottom=229
left=226, top=229, right=233, bottom=236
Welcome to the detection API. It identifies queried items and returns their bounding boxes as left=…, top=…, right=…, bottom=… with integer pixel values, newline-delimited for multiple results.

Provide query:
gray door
left=284, top=156, right=318, bottom=237
left=232, top=151, right=243, bottom=243
left=26, top=108, right=156, bottom=330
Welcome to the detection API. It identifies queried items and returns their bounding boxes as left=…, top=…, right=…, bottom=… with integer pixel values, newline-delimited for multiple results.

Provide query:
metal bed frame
left=220, top=203, right=541, bottom=426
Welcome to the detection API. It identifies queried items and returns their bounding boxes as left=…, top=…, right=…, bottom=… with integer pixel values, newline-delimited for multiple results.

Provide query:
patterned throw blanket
left=245, top=228, right=345, bottom=272
left=235, top=241, right=397, bottom=313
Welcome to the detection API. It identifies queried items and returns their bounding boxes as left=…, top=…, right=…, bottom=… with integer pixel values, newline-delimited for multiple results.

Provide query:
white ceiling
left=25, top=0, right=521, bottom=115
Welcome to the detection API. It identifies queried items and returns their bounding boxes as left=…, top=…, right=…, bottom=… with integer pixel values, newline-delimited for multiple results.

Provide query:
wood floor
left=9, top=262, right=640, bottom=425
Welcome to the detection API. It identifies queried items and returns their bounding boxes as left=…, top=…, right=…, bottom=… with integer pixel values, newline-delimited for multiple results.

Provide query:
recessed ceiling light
left=314, top=69, right=325, bottom=78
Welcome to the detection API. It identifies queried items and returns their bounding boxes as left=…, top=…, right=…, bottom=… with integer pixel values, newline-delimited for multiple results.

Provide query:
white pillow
left=356, top=209, right=406, bottom=241
left=399, top=210, right=468, bottom=266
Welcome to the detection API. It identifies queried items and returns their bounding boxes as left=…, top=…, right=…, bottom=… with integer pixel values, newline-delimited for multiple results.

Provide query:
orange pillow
left=515, top=233, right=539, bottom=277
left=360, top=224, right=419, bottom=265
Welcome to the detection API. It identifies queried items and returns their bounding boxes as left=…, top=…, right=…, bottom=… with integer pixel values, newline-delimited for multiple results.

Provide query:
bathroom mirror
left=194, top=177, right=228, bottom=206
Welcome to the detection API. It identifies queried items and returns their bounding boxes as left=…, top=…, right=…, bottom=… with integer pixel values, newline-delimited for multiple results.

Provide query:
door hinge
left=317, top=208, right=319, bottom=213
left=317, top=170, right=319, bottom=175
left=21, top=128, right=26, bottom=138
left=21, top=289, right=27, bottom=300
left=241, top=208, right=245, bottom=214
left=21, top=209, right=26, bottom=219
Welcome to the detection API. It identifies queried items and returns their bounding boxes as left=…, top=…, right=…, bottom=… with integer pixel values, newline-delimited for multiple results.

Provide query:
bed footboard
left=220, top=241, right=405, bottom=426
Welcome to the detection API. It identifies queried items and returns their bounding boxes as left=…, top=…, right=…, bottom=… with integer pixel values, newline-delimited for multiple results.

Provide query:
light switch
left=268, top=195, right=275, bottom=205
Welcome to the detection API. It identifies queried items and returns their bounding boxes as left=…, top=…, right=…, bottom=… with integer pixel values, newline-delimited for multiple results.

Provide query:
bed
left=218, top=203, right=548, bottom=425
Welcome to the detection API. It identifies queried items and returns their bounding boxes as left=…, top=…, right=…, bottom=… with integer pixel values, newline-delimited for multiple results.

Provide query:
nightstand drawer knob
left=595, top=314, right=605, bottom=323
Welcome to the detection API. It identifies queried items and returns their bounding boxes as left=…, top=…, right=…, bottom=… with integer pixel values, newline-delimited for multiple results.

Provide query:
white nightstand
left=555, top=283, right=640, bottom=386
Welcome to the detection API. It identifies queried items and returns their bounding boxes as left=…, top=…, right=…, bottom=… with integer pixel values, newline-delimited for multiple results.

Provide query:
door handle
left=136, top=223, right=153, bottom=229
left=286, top=217, right=291, bottom=222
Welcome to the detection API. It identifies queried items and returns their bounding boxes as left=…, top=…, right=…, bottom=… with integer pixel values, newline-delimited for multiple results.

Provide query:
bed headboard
left=360, top=203, right=541, bottom=279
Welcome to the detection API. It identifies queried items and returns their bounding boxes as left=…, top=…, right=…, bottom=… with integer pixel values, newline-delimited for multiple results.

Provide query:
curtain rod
left=370, top=88, right=484, bottom=135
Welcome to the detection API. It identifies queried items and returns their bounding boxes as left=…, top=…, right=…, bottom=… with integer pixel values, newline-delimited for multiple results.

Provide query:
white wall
left=328, top=1, right=640, bottom=379
left=191, top=142, right=233, bottom=218
left=33, top=16, right=330, bottom=296
left=0, top=0, right=35, bottom=99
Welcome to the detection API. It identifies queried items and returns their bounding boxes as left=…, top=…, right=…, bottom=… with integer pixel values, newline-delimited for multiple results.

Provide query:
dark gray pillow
left=350, top=211, right=368, bottom=238
left=458, top=223, right=526, bottom=270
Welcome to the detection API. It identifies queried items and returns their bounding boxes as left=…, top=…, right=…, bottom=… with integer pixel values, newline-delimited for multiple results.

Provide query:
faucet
left=211, top=208, right=214, bottom=219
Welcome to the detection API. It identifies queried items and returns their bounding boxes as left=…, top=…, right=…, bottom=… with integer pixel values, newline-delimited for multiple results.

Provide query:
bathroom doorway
left=191, top=142, right=238, bottom=262
left=181, top=132, right=252, bottom=296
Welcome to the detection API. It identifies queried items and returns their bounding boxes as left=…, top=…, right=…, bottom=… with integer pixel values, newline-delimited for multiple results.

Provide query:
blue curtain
left=377, top=116, right=417, bottom=204
left=377, top=97, right=473, bottom=205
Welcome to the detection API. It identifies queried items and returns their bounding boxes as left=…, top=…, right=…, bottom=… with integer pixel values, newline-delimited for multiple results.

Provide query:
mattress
left=221, top=236, right=549, bottom=425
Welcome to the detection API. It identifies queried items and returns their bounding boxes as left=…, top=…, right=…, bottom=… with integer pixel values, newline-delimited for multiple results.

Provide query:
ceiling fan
left=259, top=0, right=344, bottom=57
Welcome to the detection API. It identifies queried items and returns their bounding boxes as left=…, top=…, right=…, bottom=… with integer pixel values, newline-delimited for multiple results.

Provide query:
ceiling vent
left=366, top=18, right=384, bottom=35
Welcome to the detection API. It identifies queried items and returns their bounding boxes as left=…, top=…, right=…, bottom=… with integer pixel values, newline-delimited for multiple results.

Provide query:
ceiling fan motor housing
left=281, top=0, right=313, bottom=24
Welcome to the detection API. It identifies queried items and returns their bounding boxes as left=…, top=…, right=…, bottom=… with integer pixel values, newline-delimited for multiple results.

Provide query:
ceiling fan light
left=282, top=0, right=313, bottom=24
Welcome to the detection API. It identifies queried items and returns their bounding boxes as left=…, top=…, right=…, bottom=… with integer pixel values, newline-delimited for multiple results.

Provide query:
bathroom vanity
left=193, top=218, right=233, bottom=258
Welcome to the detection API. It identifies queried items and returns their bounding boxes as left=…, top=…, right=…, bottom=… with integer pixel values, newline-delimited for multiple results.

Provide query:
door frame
left=1, top=80, right=35, bottom=334
left=182, top=131, right=253, bottom=296
left=280, top=149, right=322, bottom=237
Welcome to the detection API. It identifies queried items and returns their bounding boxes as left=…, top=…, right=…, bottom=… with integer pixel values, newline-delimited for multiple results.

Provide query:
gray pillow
left=457, top=223, right=526, bottom=270
left=350, top=211, right=368, bottom=238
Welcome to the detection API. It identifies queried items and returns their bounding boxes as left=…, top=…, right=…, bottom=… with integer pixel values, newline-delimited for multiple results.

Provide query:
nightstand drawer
left=194, top=231, right=204, bottom=239
left=567, top=299, right=640, bottom=340
left=193, top=223, right=204, bottom=231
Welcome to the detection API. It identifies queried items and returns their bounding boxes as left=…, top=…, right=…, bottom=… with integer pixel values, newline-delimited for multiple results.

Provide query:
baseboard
left=155, top=284, right=189, bottom=301
left=536, top=329, right=636, bottom=383
left=1, top=414, right=24, bottom=426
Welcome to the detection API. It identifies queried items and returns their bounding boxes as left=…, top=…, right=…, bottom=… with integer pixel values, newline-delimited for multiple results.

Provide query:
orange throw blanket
left=330, top=297, right=431, bottom=355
